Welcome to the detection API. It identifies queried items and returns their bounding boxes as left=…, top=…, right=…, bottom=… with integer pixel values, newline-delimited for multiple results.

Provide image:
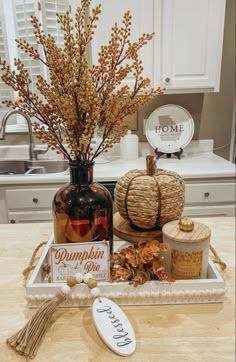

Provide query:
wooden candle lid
left=113, top=212, right=162, bottom=244
left=162, top=219, right=211, bottom=243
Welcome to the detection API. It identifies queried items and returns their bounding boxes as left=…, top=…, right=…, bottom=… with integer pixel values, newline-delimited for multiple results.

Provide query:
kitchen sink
left=0, top=159, right=69, bottom=175
left=0, top=160, right=28, bottom=175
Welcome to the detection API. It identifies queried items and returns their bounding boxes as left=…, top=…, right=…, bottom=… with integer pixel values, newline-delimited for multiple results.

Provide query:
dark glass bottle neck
left=69, top=161, right=94, bottom=185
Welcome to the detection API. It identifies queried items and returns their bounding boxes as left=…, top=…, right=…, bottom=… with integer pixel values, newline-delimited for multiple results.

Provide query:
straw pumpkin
left=114, top=155, right=185, bottom=229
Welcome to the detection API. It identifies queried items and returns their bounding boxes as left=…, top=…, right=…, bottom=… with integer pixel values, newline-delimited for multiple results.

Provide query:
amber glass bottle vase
left=52, top=161, right=113, bottom=253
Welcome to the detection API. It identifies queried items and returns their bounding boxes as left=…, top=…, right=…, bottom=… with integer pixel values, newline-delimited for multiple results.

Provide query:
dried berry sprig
left=0, top=0, right=164, bottom=162
left=111, top=240, right=173, bottom=287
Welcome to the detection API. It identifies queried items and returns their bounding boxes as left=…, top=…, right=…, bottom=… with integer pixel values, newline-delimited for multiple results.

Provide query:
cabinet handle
left=33, top=197, right=39, bottom=203
left=204, top=192, right=210, bottom=197
left=165, top=77, right=171, bottom=83
left=10, top=219, right=16, bottom=224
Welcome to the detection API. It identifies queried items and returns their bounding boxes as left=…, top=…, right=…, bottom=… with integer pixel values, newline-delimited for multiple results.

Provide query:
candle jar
left=162, top=218, right=211, bottom=279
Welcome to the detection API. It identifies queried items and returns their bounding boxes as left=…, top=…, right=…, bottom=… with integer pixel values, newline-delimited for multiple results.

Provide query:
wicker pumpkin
left=115, top=155, right=185, bottom=229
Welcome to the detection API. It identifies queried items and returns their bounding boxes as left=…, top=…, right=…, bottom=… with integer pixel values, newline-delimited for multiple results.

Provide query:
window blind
left=0, top=0, right=81, bottom=126
left=0, top=0, right=13, bottom=111
left=1, top=0, right=78, bottom=100
left=41, top=0, right=71, bottom=45
left=13, top=0, right=43, bottom=93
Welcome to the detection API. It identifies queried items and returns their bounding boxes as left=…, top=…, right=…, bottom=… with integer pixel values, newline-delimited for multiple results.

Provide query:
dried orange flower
left=111, top=240, right=173, bottom=286
left=0, top=0, right=164, bottom=162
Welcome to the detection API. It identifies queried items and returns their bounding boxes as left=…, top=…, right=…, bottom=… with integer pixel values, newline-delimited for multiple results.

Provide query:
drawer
left=185, top=183, right=235, bottom=204
left=5, top=187, right=59, bottom=209
left=183, top=205, right=235, bottom=217
left=8, top=210, right=53, bottom=223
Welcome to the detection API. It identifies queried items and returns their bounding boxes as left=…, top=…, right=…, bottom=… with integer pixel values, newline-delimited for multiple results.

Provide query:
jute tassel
left=6, top=291, right=67, bottom=359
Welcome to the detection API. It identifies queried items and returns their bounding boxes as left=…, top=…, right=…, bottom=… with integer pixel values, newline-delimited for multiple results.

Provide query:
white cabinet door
left=4, top=185, right=61, bottom=223
left=90, top=0, right=225, bottom=93
left=8, top=210, right=53, bottom=224
left=90, top=0, right=155, bottom=89
left=184, top=180, right=235, bottom=217
left=154, top=0, right=226, bottom=92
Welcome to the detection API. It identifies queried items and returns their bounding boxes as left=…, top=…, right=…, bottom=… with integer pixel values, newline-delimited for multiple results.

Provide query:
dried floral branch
left=111, top=240, right=174, bottom=286
left=0, top=0, right=164, bottom=162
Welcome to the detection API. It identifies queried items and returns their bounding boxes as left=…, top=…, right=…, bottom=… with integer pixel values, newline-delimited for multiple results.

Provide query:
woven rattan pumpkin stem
left=146, top=155, right=156, bottom=176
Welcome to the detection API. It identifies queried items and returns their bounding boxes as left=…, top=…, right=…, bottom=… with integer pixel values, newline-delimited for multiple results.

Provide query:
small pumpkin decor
left=115, top=155, right=185, bottom=229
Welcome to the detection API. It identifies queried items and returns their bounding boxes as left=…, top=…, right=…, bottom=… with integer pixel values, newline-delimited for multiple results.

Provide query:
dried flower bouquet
left=0, top=0, right=163, bottom=162
left=111, top=240, right=173, bottom=286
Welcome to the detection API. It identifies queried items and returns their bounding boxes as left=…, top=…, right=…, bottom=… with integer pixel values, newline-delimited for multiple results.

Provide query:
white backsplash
left=0, top=139, right=214, bottom=161
left=0, top=145, right=65, bottom=160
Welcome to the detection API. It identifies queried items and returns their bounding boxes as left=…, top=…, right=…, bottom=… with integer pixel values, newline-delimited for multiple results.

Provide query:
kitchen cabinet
left=90, top=0, right=226, bottom=93
left=156, top=0, right=226, bottom=92
left=90, top=0, right=155, bottom=90
left=0, top=141, right=235, bottom=223
left=1, top=185, right=60, bottom=223
left=183, top=178, right=235, bottom=217
left=0, top=176, right=234, bottom=224
left=0, top=181, right=116, bottom=224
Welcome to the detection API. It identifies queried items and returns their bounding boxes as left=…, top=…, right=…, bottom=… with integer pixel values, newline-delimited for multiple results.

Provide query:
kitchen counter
left=0, top=217, right=235, bottom=361
left=0, top=152, right=235, bottom=185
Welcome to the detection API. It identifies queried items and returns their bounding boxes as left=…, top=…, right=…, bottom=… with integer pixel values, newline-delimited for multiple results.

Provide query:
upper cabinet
left=90, top=0, right=155, bottom=90
left=90, top=0, right=226, bottom=93
left=155, top=0, right=226, bottom=92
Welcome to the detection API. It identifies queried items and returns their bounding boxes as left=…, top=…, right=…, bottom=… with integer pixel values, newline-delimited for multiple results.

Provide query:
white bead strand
left=75, top=272, right=84, bottom=284
left=61, top=285, right=72, bottom=295
left=83, top=273, right=93, bottom=284
left=90, top=287, right=101, bottom=298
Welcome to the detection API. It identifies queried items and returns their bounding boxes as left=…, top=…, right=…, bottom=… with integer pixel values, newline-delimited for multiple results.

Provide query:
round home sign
left=145, top=104, right=194, bottom=153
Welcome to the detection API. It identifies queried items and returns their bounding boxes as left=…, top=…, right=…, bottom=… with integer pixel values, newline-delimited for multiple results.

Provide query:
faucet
left=0, top=109, right=48, bottom=160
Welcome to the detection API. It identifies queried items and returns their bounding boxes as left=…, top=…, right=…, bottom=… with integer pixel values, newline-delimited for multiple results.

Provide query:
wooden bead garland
left=87, top=279, right=98, bottom=289
left=64, top=272, right=101, bottom=298
left=66, top=276, right=77, bottom=287
left=6, top=272, right=101, bottom=359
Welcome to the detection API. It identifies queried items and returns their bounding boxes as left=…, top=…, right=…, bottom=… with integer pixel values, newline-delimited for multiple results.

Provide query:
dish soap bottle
left=120, top=130, right=139, bottom=160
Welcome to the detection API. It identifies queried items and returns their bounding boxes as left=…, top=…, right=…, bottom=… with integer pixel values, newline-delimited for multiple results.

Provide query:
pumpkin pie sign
left=50, top=240, right=110, bottom=282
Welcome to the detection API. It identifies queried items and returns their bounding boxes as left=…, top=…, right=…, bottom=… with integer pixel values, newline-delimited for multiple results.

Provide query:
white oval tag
left=92, top=297, right=136, bottom=356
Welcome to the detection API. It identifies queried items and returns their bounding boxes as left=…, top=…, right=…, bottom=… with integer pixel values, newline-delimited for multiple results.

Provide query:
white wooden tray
left=26, top=234, right=226, bottom=307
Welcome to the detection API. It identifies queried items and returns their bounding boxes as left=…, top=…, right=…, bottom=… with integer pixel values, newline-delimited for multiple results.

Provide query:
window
left=0, top=0, right=75, bottom=131
left=0, top=1, right=14, bottom=122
